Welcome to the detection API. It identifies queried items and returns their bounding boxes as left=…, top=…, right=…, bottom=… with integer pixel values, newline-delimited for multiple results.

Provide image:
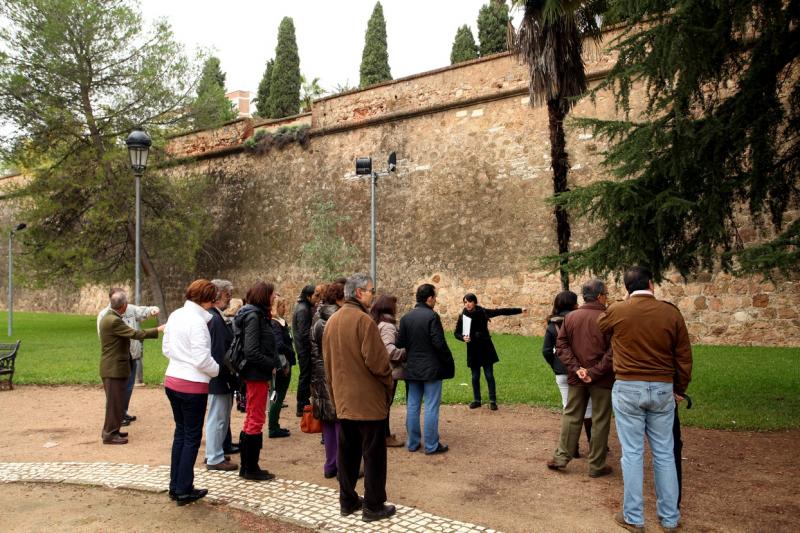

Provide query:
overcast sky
left=138, top=0, right=521, bottom=95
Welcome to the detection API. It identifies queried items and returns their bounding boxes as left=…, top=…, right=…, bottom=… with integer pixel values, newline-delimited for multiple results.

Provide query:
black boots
left=238, top=432, right=276, bottom=481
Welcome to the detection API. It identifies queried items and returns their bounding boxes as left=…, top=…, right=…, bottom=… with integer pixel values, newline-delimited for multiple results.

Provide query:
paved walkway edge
left=0, top=462, right=499, bottom=533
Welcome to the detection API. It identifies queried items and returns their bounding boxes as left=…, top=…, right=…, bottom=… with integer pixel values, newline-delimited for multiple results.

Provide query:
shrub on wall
left=243, top=125, right=310, bottom=155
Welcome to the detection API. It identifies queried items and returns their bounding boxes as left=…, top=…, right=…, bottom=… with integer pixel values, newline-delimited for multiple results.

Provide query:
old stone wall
left=4, top=29, right=798, bottom=346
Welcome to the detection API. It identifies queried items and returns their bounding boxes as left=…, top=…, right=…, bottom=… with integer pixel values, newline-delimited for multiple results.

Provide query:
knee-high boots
left=238, top=432, right=275, bottom=481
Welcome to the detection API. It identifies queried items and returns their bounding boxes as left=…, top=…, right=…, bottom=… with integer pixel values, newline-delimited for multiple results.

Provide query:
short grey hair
left=344, top=273, right=372, bottom=300
left=211, top=279, right=233, bottom=299
left=109, top=290, right=128, bottom=311
left=582, top=279, right=606, bottom=302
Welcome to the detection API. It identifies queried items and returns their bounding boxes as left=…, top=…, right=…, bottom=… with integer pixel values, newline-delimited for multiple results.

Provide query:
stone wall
left=5, top=29, right=799, bottom=346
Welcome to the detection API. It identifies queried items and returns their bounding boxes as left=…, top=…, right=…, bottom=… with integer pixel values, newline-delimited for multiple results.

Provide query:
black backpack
left=224, top=310, right=252, bottom=376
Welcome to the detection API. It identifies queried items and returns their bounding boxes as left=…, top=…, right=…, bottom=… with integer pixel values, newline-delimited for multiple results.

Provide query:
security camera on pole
left=353, top=152, right=397, bottom=288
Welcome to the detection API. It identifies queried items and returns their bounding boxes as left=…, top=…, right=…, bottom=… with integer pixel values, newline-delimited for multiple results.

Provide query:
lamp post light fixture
left=8, top=222, right=27, bottom=337
left=353, top=152, right=397, bottom=288
left=125, top=127, right=151, bottom=306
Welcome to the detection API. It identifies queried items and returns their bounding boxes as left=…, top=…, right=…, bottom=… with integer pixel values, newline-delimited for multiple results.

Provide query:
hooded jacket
left=235, top=303, right=276, bottom=381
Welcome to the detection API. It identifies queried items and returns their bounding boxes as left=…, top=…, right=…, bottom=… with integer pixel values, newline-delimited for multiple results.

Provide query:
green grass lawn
left=4, top=311, right=799, bottom=431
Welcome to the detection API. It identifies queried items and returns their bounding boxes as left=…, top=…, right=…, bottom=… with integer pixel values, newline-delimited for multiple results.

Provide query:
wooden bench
left=0, top=341, right=21, bottom=390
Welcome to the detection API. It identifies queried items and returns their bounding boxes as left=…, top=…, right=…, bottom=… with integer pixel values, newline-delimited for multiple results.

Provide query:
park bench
left=0, top=340, right=21, bottom=390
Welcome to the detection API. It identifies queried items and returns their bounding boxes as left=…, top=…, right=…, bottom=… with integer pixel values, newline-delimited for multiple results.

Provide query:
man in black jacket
left=397, top=283, right=454, bottom=455
left=293, top=284, right=317, bottom=416
left=203, top=279, right=238, bottom=471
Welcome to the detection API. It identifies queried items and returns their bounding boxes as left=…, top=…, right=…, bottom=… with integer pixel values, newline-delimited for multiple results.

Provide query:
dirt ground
left=0, top=385, right=797, bottom=533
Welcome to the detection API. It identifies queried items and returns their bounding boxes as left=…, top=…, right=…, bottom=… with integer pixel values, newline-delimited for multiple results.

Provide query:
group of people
left=97, top=266, right=693, bottom=530
left=541, top=267, right=693, bottom=533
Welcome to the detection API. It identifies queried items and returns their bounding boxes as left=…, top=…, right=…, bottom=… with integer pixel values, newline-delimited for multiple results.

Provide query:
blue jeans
left=204, top=393, right=233, bottom=466
left=406, top=380, right=443, bottom=453
left=613, top=380, right=680, bottom=529
left=165, top=387, right=208, bottom=495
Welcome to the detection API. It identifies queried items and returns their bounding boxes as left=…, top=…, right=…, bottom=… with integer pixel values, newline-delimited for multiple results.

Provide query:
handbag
left=300, top=404, right=322, bottom=434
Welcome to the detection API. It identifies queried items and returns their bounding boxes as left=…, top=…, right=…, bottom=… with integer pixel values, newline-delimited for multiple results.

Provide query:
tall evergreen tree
left=267, top=17, right=301, bottom=118
left=0, top=0, right=206, bottom=314
left=514, top=0, right=605, bottom=290
left=192, top=56, right=236, bottom=129
left=359, top=1, right=392, bottom=87
left=557, top=1, right=800, bottom=279
left=478, top=0, right=510, bottom=56
left=451, top=25, right=479, bottom=64
left=254, top=59, right=274, bottom=118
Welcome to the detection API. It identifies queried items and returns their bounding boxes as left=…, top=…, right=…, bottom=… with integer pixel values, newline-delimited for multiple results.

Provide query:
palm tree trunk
left=547, top=98, right=572, bottom=291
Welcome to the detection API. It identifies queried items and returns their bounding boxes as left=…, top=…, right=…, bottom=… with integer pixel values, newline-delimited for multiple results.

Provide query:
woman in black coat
left=454, top=293, right=524, bottom=410
left=234, top=281, right=277, bottom=481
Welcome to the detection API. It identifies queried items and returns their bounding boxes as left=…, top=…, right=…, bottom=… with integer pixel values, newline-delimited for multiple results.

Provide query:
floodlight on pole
left=8, top=222, right=27, bottom=337
left=352, top=152, right=397, bottom=288
left=126, top=127, right=151, bottom=306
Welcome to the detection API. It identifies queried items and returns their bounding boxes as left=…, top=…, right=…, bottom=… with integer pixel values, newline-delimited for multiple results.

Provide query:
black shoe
left=268, top=428, right=290, bottom=438
left=490, top=402, right=498, bottom=411
left=168, top=490, right=177, bottom=501
left=469, top=401, right=481, bottom=409
left=340, top=496, right=364, bottom=516
left=425, top=443, right=449, bottom=455
left=242, top=468, right=276, bottom=481
left=120, top=419, right=131, bottom=427
left=223, top=444, right=240, bottom=455
left=176, top=488, right=207, bottom=506
left=362, top=504, right=396, bottom=522
left=123, top=414, right=137, bottom=422
left=117, top=431, right=128, bottom=438
left=324, top=469, right=337, bottom=479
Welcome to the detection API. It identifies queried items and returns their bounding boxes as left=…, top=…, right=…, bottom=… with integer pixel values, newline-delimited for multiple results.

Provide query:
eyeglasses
left=358, top=287, right=376, bottom=295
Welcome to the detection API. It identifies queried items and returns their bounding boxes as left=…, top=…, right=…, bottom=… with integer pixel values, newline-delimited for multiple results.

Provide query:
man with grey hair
left=97, top=287, right=160, bottom=426
left=204, top=279, right=238, bottom=470
left=98, top=290, right=163, bottom=444
left=323, top=273, right=395, bottom=522
left=546, top=279, right=614, bottom=478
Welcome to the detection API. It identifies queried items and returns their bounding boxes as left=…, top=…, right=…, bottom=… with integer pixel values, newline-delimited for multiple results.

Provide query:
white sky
left=138, top=0, right=521, bottom=95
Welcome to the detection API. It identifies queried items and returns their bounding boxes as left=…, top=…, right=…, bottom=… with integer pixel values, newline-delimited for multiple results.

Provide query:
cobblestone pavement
left=0, top=462, right=499, bottom=533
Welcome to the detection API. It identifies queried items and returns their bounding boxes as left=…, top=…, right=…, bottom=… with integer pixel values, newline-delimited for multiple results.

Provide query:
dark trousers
left=384, top=379, right=399, bottom=437
left=470, top=364, right=496, bottom=402
left=101, top=377, right=127, bottom=440
left=674, top=400, right=683, bottom=508
left=269, top=366, right=291, bottom=431
left=296, top=353, right=311, bottom=410
left=338, top=419, right=387, bottom=512
left=165, top=387, right=208, bottom=495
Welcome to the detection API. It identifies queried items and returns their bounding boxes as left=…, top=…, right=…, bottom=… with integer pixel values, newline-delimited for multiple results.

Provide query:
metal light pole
left=355, top=153, right=397, bottom=288
left=126, top=128, right=151, bottom=306
left=7, top=222, right=27, bottom=337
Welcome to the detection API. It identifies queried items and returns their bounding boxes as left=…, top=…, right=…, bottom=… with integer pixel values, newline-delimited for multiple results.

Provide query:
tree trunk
left=547, top=98, right=572, bottom=291
left=126, top=221, right=168, bottom=323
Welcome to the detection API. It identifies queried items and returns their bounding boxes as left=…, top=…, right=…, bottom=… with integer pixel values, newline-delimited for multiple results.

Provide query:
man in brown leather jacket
left=546, top=279, right=614, bottom=478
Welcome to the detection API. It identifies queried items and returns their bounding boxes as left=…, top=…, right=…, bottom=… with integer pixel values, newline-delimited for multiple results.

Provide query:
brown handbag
left=300, top=404, right=322, bottom=433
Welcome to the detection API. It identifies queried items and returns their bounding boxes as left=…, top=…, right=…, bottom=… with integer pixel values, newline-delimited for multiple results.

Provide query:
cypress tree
left=192, top=56, right=237, bottom=129
left=451, top=25, right=479, bottom=64
left=557, top=1, right=800, bottom=279
left=359, top=1, right=392, bottom=87
left=477, top=0, right=510, bottom=56
left=268, top=17, right=301, bottom=118
left=254, top=58, right=274, bottom=118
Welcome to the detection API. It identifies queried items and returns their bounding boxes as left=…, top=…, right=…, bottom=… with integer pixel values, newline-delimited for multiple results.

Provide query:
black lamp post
left=8, top=222, right=27, bottom=337
left=125, top=127, right=151, bottom=306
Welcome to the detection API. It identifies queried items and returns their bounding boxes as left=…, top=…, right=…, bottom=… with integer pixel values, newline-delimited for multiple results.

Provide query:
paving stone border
left=0, top=462, right=499, bottom=533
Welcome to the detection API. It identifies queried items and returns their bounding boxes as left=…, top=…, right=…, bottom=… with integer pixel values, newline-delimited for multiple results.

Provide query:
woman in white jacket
left=162, top=279, right=220, bottom=506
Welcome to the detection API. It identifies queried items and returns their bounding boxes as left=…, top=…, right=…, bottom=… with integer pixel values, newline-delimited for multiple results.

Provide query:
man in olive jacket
left=98, top=290, right=162, bottom=444
left=322, top=273, right=395, bottom=523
